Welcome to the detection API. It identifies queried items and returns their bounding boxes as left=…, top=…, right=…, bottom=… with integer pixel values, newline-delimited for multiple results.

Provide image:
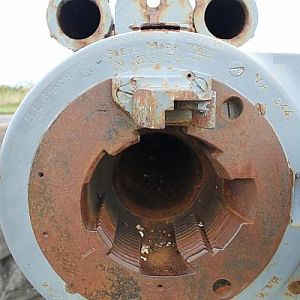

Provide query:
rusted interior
left=204, top=0, right=247, bottom=39
left=114, top=132, right=202, bottom=219
left=58, top=0, right=101, bottom=40
left=82, top=126, right=257, bottom=277
left=29, top=79, right=292, bottom=299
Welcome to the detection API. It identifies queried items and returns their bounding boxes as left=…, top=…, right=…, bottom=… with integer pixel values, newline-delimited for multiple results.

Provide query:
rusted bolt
left=288, top=281, right=300, bottom=295
left=230, top=63, right=245, bottom=77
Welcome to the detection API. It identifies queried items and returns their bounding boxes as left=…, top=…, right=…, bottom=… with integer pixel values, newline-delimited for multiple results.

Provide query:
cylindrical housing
left=193, top=0, right=258, bottom=47
left=47, top=0, right=113, bottom=51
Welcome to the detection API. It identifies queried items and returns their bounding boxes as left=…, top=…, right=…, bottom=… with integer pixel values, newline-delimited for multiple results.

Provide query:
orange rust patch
left=29, top=79, right=291, bottom=299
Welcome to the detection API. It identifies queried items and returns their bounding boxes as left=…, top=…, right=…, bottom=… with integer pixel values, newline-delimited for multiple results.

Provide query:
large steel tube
left=2, top=1, right=300, bottom=300
left=47, top=0, right=113, bottom=51
left=194, top=0, right=258, bottom=46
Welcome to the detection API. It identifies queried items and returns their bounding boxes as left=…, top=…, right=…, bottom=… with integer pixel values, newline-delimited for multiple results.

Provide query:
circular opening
left=222, top=96, right=243, bottom=120
left=114, top=133, right=202, bottom=219
left=42, top=232, right=49, bottom=238
left=38, top=172, right=44, bottom=178
left=157, top=284, right=164, bottom=292
left=58, top=0, right=101, bottom=40
left=147, top=0, right=161, bottom=8
left=204, top=0, right=247, bottom=39
left=213, top=279, right=233, bottom=298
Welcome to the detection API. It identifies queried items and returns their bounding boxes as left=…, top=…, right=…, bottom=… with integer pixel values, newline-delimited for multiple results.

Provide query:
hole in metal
left=114, top=133, right=202, bottom=220
left=213, top=279, right=233, bottom=298
left=204, top=0, right=247, bottom=40
left=42, top=232, right=49, bottom=238
left=38, top=172, right=44, bottom=178
left=157, top=284, right=164, bottom=292
left=147, top=0, right=160, bottom=8
left=82, top=128, right=255, bottom=274
left=58, top=0, right=101, bottom=40
left=222, top=96, right=243, bottom=120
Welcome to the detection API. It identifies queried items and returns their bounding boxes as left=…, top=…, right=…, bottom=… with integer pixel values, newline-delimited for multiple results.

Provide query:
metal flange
left=0, top=31, right=299, bottom=300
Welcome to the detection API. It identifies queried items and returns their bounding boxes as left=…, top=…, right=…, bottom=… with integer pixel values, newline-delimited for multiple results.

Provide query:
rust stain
left=287, top=280, right=300, bottom=296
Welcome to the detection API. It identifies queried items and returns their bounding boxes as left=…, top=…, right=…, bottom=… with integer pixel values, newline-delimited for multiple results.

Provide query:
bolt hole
left=38, top=172, right=44, bottom=178
left=157, top=284, right=164, bottom=292
left=204, top=0, right=247, bottom=40
left=42, top=232, right=49, bottom=238
left=213, top=279, right=233, bottom=298
left=288, top=281, right=300, bottom=295
left=187, top=73, right=193, bottom=79
left=222, top=96, right=243, bottom=120
left=147, top=0, right=160, bottom=8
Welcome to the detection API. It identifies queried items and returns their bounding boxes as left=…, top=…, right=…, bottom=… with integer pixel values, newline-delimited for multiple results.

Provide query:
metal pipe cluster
left=47, top=0, right=258, bottom=51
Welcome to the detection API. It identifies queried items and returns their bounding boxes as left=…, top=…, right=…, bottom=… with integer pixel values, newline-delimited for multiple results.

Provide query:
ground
left=0, top=85, right=30, bottom=115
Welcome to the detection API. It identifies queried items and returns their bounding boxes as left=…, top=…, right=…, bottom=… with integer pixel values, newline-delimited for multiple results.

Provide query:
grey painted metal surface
left=0, top=31, right=300, bottom=299
left=115, top=0, right=193, bottom=34
left=0, top=116, right=43, bottom=300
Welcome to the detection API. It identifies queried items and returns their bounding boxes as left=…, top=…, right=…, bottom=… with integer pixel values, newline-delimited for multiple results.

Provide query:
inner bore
left=113, top=133, right=202, bottom=219
left=58, top=0, right=101, bottom=40
left=204, top=0, right=247, bottom=40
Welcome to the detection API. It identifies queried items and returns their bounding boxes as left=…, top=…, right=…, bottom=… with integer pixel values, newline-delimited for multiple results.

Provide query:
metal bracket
left=115, top=0, right=193, bottom=34
left=112, top=71, right=216, bottom=129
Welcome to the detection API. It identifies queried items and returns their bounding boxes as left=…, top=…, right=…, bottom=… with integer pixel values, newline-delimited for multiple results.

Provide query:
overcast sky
left=1, top=0, right=300, bottom=86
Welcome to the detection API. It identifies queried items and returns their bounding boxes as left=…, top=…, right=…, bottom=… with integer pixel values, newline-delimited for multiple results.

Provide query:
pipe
left=47, top=0, right=113, bottom=51
left=193, top=0, right=258, bottom=47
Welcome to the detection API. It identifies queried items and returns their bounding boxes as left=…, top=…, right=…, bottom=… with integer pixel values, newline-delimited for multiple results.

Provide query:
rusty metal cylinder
left=47, top=0, right=113, bottom=51
left=193, top=0, right=258, bottom=46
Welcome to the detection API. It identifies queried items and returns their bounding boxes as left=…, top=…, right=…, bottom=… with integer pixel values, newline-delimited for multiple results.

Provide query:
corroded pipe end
left=194, top=0, right=258, bottom=47
left=47, top=0, right=113, bottom=51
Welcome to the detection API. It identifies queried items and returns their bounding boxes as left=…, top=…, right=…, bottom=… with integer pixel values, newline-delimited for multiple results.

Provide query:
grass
left=0, top=103, right=20, bottom=114
left=0, top=85, right=32, bottom=115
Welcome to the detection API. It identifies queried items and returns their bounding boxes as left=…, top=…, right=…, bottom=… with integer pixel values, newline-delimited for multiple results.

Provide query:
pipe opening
left=204, top=0, right=247, bottom=40
left=81, top=129, right=256, bottom=273
left=114, top=133, right=202, bottom=219
left=58, top=0, right=101, bottom=40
